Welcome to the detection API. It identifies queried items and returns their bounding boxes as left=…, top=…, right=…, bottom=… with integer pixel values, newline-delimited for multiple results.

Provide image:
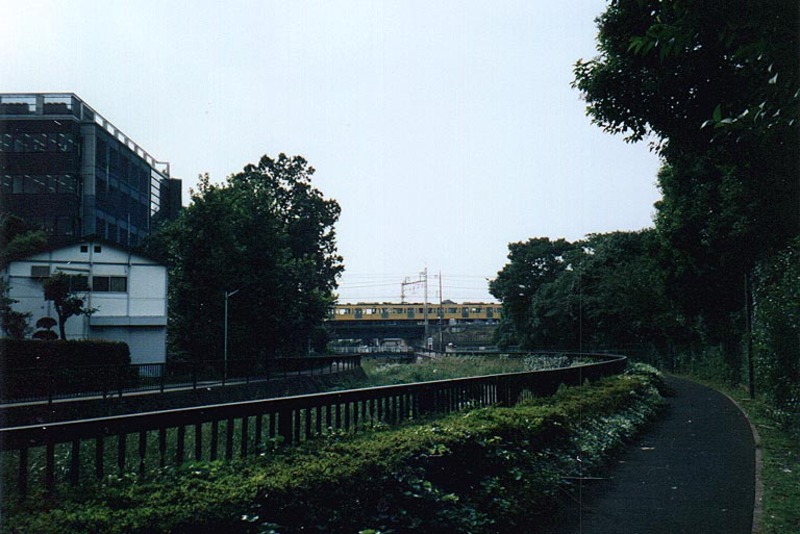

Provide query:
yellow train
left=328, top=302, right=503, bottom=324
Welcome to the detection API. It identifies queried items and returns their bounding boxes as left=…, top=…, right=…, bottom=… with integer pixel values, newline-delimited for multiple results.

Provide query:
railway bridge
left=325, top=302, right=502, bottom=350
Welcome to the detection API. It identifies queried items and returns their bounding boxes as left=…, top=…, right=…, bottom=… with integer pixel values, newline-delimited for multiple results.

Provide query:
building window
left=94, top=245, right=102, bottom=253
left=0, top=132, right=78, bottom=153
left=80, top=245, right=88, bottom=253
left=30, top=266, right=50, bottom=278
left=92, top=276, right=127, bottom=292
left=53, top=274, right=89, bottom=292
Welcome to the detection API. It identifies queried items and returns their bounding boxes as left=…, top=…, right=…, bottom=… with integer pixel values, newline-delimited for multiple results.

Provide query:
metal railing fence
left=0, top=355, right=361, bottom=404
left=0, top=352, right=625, bottom=498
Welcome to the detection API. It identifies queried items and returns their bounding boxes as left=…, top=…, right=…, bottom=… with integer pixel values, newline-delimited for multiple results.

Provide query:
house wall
left=3, top=242, right=168, bottom=364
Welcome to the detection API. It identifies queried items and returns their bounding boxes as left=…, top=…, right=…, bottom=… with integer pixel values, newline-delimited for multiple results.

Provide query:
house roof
left=4, top=238, right=165, bottom=267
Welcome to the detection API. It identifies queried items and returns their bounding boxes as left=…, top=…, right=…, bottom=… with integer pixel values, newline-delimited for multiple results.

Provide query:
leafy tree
left=490, top=231, right=684, bottom=357
left=573, top=0, right=798, bottom=150
left=0, top=213, right=48, bottom=266
left=0, top=215, right=49, bottom=338
left=578, top=231, right=687, bottom=355
left=489, top=238, right=573, bottom=349
left=43, top=273, right=93, bottom=340
left=147, top=154, right=343, bottom=363
left=572, top=0, right=799, bottom=381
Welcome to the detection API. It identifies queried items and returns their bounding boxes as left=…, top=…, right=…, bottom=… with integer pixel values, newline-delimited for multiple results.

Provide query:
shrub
left=3, top=370, right=663, bottom=533
left=0, top=339, right=133, bottom=399
left=753, top=238, right=800, bottom=419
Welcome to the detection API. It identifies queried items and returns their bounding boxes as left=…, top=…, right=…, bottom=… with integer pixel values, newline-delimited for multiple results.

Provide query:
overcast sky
left=2, top=1, right=662, bottom=303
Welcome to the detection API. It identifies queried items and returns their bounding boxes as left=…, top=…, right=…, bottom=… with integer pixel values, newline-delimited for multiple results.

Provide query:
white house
left=3, top=241, right=168, bottom=365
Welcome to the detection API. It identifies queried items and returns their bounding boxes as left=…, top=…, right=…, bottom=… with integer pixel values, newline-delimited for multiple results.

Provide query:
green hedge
left=4, top=366, right=664, bottom=533
left=0, top=339, right=133, bottom=399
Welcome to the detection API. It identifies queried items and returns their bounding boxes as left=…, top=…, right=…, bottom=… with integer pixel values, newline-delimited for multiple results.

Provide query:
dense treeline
left=490, top=231, right=685, bottom=357
left=493, top=0, right=799, bottom=413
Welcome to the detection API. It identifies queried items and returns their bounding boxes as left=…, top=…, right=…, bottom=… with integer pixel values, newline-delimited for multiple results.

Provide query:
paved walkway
left=555, top=376, right=756, bottom=534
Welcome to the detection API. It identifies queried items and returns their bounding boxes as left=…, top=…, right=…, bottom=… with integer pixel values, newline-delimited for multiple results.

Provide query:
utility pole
left=400, top=269, right=430, bottom=349
left=224, top=289, right=240, bottom=384
left=439, top=271, right=444, bottom=353
left=423, top=267, right=429, bottom=345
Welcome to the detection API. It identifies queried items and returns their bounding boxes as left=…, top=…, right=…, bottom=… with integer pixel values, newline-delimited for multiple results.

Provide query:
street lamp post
left=224, top=289, right=240, bottom=384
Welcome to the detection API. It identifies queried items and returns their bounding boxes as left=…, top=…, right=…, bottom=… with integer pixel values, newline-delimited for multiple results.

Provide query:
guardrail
left=0, top=356, right=361, bottom=405
left=0, top=352, right=626, bottom=498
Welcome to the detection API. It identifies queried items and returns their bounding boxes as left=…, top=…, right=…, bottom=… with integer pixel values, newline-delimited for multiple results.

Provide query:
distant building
left=0, top=93, right=181, bottom=248
left=3, top=241, right=168, bottom=365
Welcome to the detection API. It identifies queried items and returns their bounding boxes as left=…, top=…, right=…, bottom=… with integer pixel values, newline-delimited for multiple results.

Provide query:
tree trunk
left=58, top=311, right=67, bottom=340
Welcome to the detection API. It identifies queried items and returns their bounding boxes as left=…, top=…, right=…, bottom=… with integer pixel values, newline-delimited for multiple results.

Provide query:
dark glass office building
left=0, top=93, right=181, bottom=247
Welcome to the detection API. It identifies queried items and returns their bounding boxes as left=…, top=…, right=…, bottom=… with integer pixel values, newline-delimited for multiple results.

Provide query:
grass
left=723, top=392, right=800, bottom=534
left=343, top=353, right=585, bottom=388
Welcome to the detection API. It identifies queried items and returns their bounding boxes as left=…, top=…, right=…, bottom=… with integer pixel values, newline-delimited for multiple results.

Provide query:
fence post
left=47, top=365, right=54, bottom=405
left=117, top=364, right=124, bottom=398
left=278, top=409, right=293, bottom=445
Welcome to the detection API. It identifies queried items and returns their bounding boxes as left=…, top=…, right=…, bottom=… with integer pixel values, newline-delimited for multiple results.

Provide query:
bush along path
left=3, top=365, right=665, bottom=533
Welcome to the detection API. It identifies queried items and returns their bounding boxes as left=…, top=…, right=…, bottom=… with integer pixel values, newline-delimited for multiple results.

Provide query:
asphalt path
left=554, top=376, right=756, bottom=534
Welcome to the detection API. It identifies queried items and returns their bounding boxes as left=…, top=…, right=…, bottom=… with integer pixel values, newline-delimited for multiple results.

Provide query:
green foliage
left=753, top=238, right=800, bottom=414
left=32, top=316, right=59, bottom=341
left=146, top=154, right=342, bottom=362
left=0, top=213, right=48, bottom=266
left=573, top=0, right=799, bottom=150
left=35, top=316, right=57, bottom=330
left=352, top=354, right=586, bottom=389
left=572, top=0, right=799, bottom=384
left=490, top=231, right=684, bottom=358
left=0, top=278, right=31, bottom=339
left=489, top=237, right=573, bottom=348
left=0, top=339, right=132, bottom=399
left=3, top=370, right=663, bottom=533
